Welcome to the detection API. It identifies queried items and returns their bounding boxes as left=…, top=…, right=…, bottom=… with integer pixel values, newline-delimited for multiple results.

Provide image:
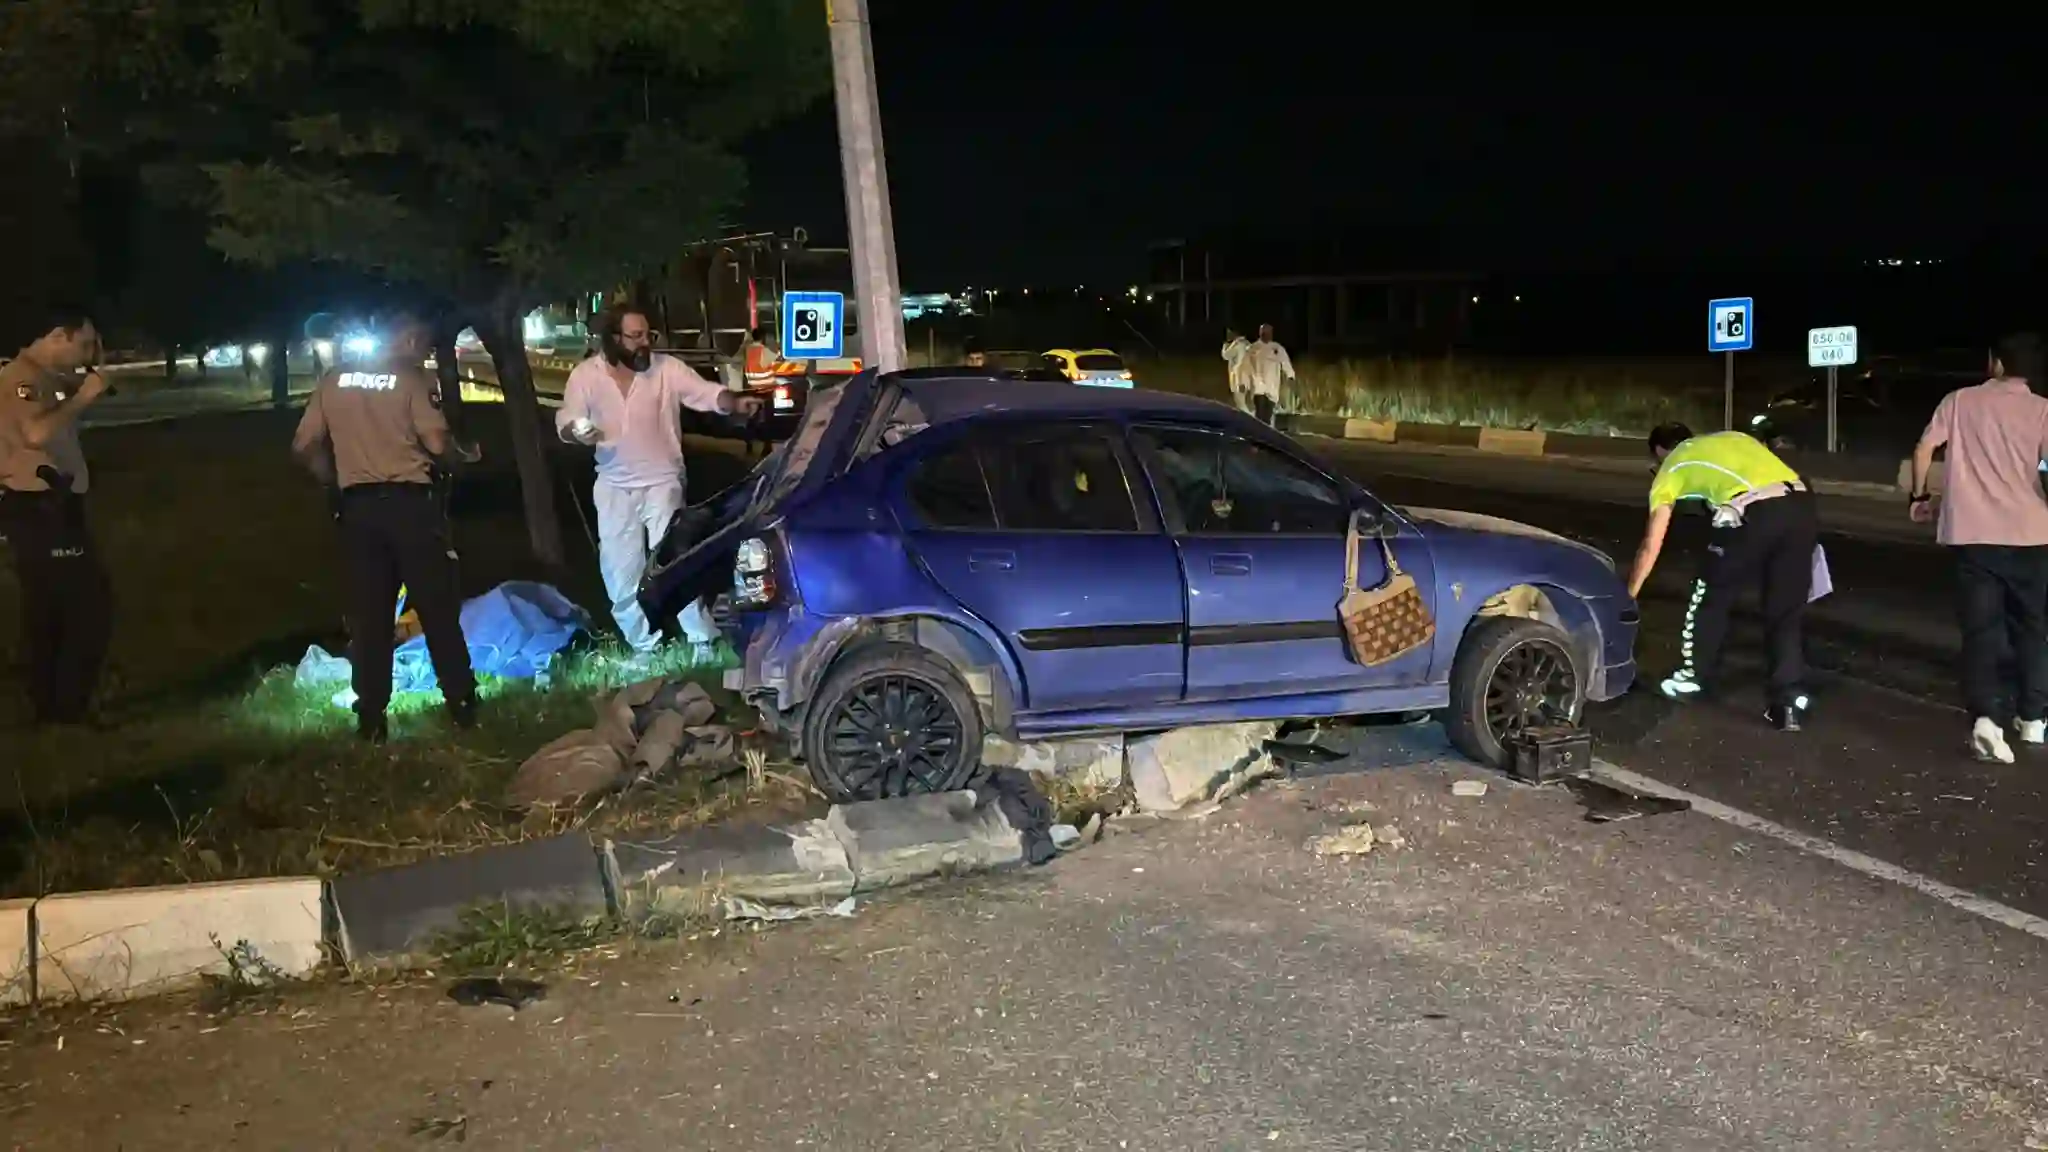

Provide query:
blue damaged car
left=642, top=370, right=1637, bottom=801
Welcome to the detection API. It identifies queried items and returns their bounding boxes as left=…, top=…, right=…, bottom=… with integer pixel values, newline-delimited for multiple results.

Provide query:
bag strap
left=1343, top=510, right=1362, bottom=592
left=1346, top=509, right=1406, bottom=592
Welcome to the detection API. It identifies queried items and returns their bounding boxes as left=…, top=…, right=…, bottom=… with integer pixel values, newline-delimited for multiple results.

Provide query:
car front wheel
left=801, top=641, right=985, bottom=802
left=1442, top=616, right=1584, bottom=769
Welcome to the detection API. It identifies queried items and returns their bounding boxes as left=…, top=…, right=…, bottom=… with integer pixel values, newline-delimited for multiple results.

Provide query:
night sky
left=745, top=6, right=2044, bottom=289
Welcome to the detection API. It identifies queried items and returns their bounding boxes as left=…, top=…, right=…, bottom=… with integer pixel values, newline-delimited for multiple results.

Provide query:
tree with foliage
left=0, top=0, right=828, bottom=566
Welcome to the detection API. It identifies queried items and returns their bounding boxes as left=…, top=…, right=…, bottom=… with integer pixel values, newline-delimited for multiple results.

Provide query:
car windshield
left=1075, top=353, right=1123, bottom=371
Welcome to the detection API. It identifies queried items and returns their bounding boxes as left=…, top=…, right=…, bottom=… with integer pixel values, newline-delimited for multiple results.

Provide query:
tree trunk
left=431, top=316, right=467, bottom=432
left=475, top=304, right=565, bottom=570
left=268, top=322, right=291, bottom=406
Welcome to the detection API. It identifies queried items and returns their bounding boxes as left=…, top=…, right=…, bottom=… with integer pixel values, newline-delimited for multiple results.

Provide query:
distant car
left=1748, top=354, right=1982, bottom=456
left=641, top=371, right=1637, bottom=802
left=1042, top=348, right=1135, bottom=388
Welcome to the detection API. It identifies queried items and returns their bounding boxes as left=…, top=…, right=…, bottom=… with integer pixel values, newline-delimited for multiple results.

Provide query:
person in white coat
left=1239, top=323, right=1296, bottom=426
left=557, top=304, right=760, bottom=658
left=1221, top=328, right=1252, bottom=412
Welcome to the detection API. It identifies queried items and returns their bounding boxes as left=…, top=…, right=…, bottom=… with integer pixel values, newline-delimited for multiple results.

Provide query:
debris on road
left=1566, top=777, right=1691, bottom=823
left=1263, top=737, right=1346, bottom=770
left=446, top=977, right=547, bottom=1010
left=723, top=896, right=857, bottom=923
left=1050, top=824, right=1082, bottom=850
left=1307, top=824, right=1378, bottom=857
left=1307, top=823, right=1405, bottom=858
left=1451, top=779, right=1489, bottom=798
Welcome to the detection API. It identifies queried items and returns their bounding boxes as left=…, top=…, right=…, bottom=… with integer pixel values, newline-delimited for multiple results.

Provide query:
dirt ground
left=6, top=759, right=2048, bottom=1150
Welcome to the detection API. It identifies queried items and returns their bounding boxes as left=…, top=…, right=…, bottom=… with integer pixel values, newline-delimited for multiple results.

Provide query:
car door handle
left=968, top=549, right=1016, bottom=573
left=1210, top=553, right=1252, bottom=576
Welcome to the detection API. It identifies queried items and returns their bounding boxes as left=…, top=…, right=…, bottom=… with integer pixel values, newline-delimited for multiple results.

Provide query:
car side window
left=904, top=439, right=997, bottom=529
left=1136, top=427, right=1351, bottom=535
left=983, top=426, right=1140, bottom=532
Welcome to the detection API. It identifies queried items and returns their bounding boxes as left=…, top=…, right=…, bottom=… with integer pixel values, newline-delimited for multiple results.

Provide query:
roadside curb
left=1276, top=414, right=1915, bottom=499
left=0, top=788, right=1044, bottom=1008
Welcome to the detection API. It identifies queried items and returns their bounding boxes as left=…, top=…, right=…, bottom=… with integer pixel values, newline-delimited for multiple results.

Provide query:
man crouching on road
left=1627, top=422, right=1818, bottom=731
left=1908, top=333, right=2048, bottom=764
left=557, top=303, right=761, bottom=664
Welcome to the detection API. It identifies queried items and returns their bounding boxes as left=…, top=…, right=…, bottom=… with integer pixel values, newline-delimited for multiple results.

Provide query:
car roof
left=891, top=374, right=1234, bottom=427
left=1043, top=347, right=1117, bottom=357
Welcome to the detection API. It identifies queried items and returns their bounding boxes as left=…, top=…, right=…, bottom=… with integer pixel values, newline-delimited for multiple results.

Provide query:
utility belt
left=1712, top=479, right=1808, bottom=528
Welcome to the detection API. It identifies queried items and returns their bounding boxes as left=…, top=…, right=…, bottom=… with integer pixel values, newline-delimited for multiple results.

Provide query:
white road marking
left=1590, top=759, right=2048, bottom=943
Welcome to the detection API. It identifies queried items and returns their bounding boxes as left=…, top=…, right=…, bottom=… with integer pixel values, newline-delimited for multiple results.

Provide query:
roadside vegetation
left=908, top=336, right=1803, bottom=436
left=0, top=406, right=767, bottom=899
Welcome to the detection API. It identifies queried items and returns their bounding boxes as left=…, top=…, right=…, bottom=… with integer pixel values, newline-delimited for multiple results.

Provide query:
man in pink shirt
left=557, top=304, right=760, bottom=659
left=1910, top=332, right=2048, bottom=763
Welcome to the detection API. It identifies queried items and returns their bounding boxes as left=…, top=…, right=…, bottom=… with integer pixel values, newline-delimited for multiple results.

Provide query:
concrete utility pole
left=827, top=0, right=907, bottom=374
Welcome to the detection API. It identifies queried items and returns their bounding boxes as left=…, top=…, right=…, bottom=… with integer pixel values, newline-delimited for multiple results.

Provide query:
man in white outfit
left=557, top=304, right=761, bottom=657
left=1239, top=323, right=1296, bottom=426
left=1220, top=328, right=1252, bottom=412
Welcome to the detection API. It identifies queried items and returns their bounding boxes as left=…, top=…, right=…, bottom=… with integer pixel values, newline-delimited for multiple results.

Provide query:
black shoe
left=448, top=696, right=479, bottom=731
left=356, top=712, right=390, bottom=744
left=1766, top=697, right=1808, bottom=732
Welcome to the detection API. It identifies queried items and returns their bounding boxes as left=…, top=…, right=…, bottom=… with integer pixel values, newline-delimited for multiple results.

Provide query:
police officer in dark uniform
left=291, top=313, right=480, bottom=742
left=0, top=306, right=113, bottom=726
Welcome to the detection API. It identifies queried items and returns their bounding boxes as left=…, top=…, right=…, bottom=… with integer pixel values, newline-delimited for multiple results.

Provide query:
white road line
left=1590, top=759, right=2048, bottom=943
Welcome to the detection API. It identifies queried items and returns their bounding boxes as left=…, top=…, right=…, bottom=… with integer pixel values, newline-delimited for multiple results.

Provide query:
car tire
left=801, top=641, right=985, bottom=803
left=1442, top=616, right=1585, bottom=769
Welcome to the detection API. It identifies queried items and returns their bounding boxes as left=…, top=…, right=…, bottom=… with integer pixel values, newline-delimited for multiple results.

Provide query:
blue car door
left=893, top=421, right=1186, bottom=712
left=1130, top=425, right=1435, bottom=702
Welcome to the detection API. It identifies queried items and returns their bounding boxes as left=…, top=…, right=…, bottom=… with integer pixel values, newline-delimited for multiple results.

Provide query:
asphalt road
left=1300, top=439, right=2048, bottom=923
left=6, top=759, right=2047, bottom=1150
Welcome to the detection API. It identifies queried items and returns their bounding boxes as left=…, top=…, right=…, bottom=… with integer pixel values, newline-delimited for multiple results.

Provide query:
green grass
left=0, top=405, right=766, bottom=899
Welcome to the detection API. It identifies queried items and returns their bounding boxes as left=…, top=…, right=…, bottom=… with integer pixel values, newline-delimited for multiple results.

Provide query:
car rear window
left=905, top=441, right=995, bottom=529
left=902, top=426, right=1139, bottom=533
left=1075, top=354, right=1123, bottom=372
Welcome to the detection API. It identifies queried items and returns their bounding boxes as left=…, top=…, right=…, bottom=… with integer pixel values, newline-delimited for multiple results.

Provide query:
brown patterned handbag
left=1338, top=510, right=1436, bottom=666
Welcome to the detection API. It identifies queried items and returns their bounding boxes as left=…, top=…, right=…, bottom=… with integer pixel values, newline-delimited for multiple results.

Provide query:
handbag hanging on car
left=1337, top=509, right=1436, bottom=666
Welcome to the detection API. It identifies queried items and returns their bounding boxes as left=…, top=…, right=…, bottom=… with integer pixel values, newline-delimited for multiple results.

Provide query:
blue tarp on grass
left=295, top=581, right=592, bottom=695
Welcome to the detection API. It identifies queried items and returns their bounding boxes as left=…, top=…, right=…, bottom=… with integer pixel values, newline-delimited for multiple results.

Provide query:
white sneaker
left=2019, top=720, right=2047, bottom=747
left=1972, top=717, right=2016, bottom=764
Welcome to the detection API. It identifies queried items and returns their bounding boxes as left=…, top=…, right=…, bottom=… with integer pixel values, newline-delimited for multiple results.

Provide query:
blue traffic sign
left=1708, top=297, right=1753, bottom=353
left=781, top=291, right=845, bottom=360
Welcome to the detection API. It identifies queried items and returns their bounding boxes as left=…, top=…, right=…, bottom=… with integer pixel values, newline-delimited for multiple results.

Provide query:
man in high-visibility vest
left=1628, top=422, right=1819, bottom=731
left=742, top=326, right=780, bottom=388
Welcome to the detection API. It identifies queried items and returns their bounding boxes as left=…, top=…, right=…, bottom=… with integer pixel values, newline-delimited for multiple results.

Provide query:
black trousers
left=1953, top=544, right=2048, bottom=724
left=1253, top=395, right=1275, bottom=425
left=338, top=483, right=474, bottom=718
left=0, top=489, right=112, bottom=723
left=1681, top=490, right=1818, bottom=706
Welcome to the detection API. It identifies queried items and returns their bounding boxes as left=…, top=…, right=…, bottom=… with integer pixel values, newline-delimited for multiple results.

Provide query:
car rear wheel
left=801, top=641, right=984, bottom=802
left=1442, top=617, right=1584, bottom=769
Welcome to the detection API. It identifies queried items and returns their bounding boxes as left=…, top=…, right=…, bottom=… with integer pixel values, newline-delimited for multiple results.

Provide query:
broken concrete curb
left=827, top=791, right=1025, bottom=892
left=1128, top=722, right=1278, bottom=812
left=607, top=819, right=855, bottom=910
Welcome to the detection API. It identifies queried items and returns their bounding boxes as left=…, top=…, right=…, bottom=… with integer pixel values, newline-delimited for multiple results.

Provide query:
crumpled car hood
left=1399, top=506, right=1616, bottom=570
